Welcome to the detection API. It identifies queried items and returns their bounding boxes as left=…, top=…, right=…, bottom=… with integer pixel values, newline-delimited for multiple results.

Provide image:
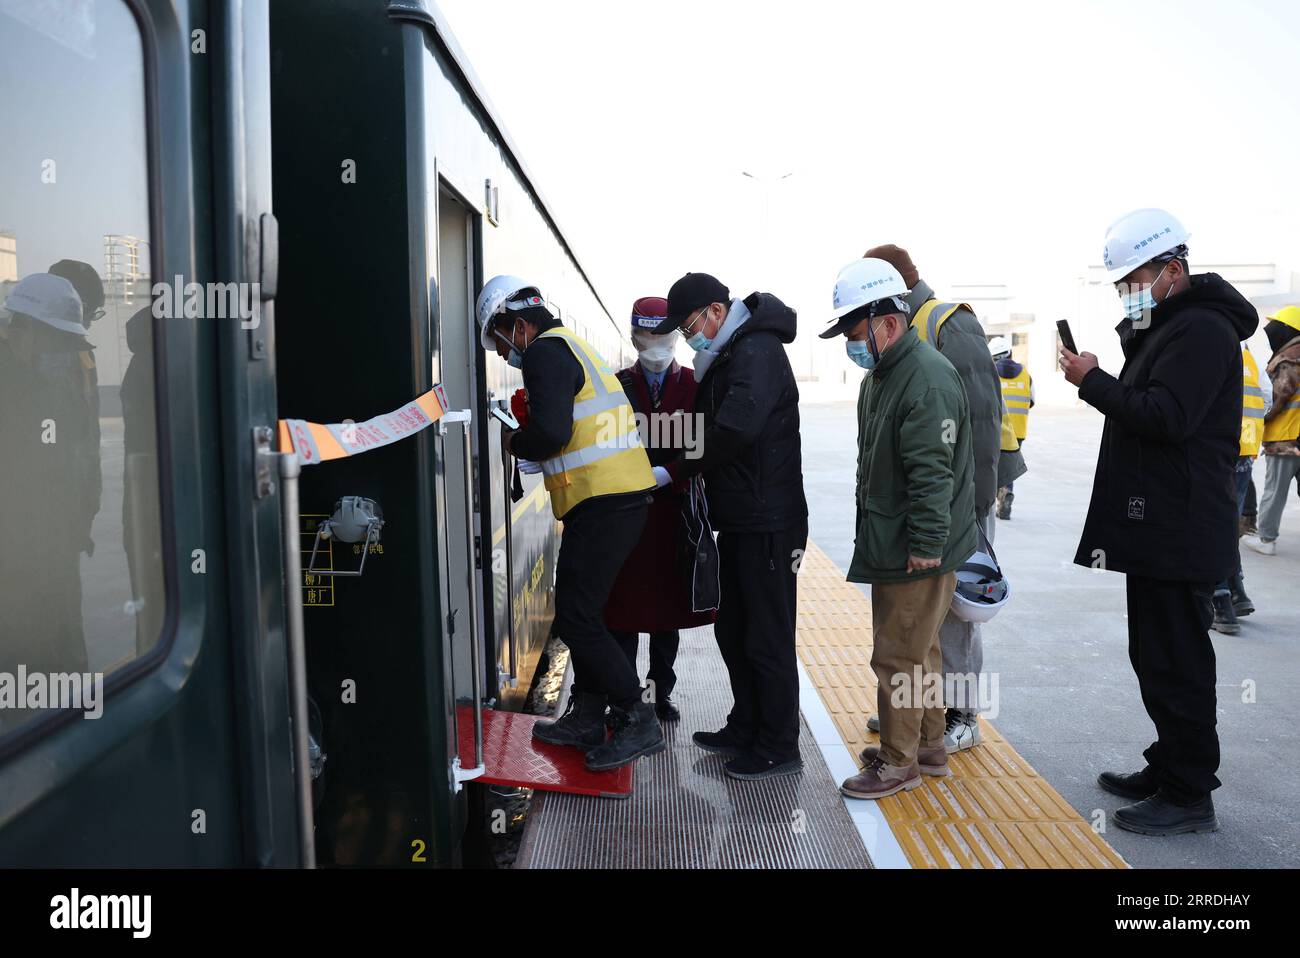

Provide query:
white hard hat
left=1, top=273, right=85, bottom=335
left=1102, top=208, right=1190, bottom=283
left=475, top=274, right=544, bottom=349
left=831, top=258, right=909, bottom=320
left=987, top=336, right=1012, bottom=359
left=949, top=532, right=1010, bottom=624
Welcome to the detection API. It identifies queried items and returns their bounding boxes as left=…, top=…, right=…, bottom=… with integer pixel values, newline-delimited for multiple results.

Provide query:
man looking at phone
left=1059, top=209, right=1258, bottom=836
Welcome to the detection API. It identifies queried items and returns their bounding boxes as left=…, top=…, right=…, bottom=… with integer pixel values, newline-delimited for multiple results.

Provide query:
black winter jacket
left=1073, top=273, right=1258, bottom=583
left=665, top=293, right=808, bottom=533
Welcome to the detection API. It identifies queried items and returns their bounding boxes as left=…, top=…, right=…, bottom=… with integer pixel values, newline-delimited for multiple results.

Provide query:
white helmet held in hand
left=1102, top=208, right=1190, bottom=283
left=831, top=258, right=910, bottom=319
left=987, top=336, right=1012, bottom=360
left=949, top=531, right=1010, bottom=623
left=476, top=274, right=545, bottom=349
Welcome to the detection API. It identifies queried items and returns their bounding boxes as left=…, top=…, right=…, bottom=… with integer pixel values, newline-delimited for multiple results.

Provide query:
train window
left=0, top=1, right=164, bottom=737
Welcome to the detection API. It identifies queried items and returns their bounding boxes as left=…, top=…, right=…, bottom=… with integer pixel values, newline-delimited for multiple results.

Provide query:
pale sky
left=439, top=0, right=1300, bottom=358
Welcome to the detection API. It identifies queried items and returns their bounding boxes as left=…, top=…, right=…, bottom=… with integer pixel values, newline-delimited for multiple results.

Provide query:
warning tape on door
left=278, top=384, right=450, bottom=465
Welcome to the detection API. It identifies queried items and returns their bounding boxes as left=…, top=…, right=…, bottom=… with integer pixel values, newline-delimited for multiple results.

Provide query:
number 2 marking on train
left=411, top=839, right=427, bottom=863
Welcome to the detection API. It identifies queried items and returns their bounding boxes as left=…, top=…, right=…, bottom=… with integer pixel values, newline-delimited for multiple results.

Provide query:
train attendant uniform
left=476, top=274, right=662, bottom=773
left=604, top=297, right=717, bottom=722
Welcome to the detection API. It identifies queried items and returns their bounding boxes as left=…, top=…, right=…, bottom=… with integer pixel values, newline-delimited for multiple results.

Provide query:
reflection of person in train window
left=121, top=306, right=162, bottom=655
left=49, top=259, right=106, bottom=530
left=604, top=296, right=715, bottom=722
left=0, top=274, right=99, bottom=710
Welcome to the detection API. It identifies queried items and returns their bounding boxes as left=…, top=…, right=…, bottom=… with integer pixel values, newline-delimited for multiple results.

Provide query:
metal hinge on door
left=473, top=535, right=482, bottom=569
left=253, top=425, right=276, bottom=498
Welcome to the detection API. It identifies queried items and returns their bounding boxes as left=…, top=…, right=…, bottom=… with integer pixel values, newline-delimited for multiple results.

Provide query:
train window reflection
left=0, top=1, right=164, bottom=736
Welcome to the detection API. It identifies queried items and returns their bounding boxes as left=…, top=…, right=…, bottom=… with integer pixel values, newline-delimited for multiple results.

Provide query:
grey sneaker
left=944, top=712, right=981, bottom=753
left=866, top=713, right=880, bottom=733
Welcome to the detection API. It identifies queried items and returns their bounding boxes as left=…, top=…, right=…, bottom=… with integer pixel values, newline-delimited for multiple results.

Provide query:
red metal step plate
left=456, top=705, right=633, bottom=799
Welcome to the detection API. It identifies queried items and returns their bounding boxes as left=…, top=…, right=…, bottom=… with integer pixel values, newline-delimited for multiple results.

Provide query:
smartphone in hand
left=1056, top=319, right=1078, bottom=355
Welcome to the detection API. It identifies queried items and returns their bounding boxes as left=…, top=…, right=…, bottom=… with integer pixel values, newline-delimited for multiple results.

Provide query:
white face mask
left=633, top=330, right=679, bottom=372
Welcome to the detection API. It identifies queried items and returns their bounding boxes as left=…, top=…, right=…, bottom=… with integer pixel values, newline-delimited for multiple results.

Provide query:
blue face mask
left=496, top=321, right=528, bottom=368
left=846, top=340, right=875, bottom=370
left=684, top=306, right=714, bottom=352
left=847, top=318, right=887, bottom=370
left=1119, top=263, right=1169, bottom=321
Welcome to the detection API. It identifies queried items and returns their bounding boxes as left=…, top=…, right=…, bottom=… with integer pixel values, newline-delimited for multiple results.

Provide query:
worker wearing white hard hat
left=473, top=274, right=662, bottom=774
left=822, top=258, right=981, bottom=800
left=0, top=272, right=103, bottom=696
left=1063, top=209, right=1261, bottom=837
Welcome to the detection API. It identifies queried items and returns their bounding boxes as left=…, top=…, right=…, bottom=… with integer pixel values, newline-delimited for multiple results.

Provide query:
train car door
left=434, top=187, right=487, bottom=736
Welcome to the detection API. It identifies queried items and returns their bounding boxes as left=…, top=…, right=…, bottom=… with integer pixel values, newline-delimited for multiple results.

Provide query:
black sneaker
left=1229, top=575, right=1255, bottom=617
left=723, top=753, right=804, bottom=781
left=585, top=702, right=666, bottom=771
left=692, top=727, right=749, bottom=757
left=1113, top=790, right=1218, bottom=836
left=1098, top=767, right=1159, bottom=800
left=1211, top=589, right=1240, bottom=636
left=532, top=691, right=607, bottom=749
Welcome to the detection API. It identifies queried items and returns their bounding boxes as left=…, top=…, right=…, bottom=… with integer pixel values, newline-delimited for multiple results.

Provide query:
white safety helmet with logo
left=987, top=336, right=1012, bottom=360
left=950, top=528, right=1011, bottom=623
left=475, top=274, right=546, bottom=349
left=1102, top=208, right=1191, bottom=283
left=831, top=257, right=910, bottom=319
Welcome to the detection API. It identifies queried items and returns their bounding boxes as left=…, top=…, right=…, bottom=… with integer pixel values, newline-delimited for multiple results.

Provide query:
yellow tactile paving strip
left=797, top=540, right=1128, bottom=869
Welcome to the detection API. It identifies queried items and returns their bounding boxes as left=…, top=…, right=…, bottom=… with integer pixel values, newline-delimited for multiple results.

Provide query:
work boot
left=532, top=691, right=607, bottom=749
left=996, top=487, right=1014, bottom=520
left=585, top=701, right=666, bottom=771
left=840, top=757, right=922, bottom=800
left=1211, top=589, right=1240, bottom=635
left=944, top=709, right=981, bottom=752
left=1113, top=790, right=1218, bottom=836
left=1229, top=575, right=1255, bottom=617
left=860, top=743, right=949, bottom=776
left=1097, top=767, right=1159, bottom=800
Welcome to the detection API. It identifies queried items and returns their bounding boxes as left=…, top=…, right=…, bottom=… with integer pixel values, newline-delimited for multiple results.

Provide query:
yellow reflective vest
left=535, top=327, right=654, bottom=519
left=1240, top=346, right=1265, bottom=457
left=1000, top=367, right=1032, bottom=441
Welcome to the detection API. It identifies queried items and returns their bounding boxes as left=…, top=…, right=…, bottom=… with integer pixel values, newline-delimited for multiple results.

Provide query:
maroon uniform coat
left=603, top=360, right=716, bottom=632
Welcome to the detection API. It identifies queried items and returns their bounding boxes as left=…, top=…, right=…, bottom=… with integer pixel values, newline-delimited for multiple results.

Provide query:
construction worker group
left=475, top=206, right=1298, bottom=837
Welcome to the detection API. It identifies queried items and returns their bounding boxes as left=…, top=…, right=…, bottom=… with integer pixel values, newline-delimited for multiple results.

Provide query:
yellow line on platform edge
left=796, top=539, right=1128, bottom=870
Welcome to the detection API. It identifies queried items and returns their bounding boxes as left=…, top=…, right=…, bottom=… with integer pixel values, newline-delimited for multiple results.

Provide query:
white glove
left=652, top=466, right=672, bottom=488
left=517, top=458, right=542, bottom=475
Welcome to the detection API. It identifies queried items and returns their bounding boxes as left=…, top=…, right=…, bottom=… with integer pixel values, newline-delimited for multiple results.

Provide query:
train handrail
left=278, top=450, right=317, bottom=868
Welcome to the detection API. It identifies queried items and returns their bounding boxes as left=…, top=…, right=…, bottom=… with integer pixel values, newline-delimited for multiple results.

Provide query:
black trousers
left=611, top=630, right=680, bottom=702
left=554, top=492, right=650, bottom=708
left=714, top=520, right=807, bottom=762
left=1125, top=575, right=1221, bottom=803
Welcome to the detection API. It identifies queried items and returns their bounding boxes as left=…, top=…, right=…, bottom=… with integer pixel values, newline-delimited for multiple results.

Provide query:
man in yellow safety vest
left=475, top=275, right=661, bottom=772
left=1245, top=305, right=1300, bottom=557
left=990, top=337, right=1032, bottom=519
left=1211, top=344, right=1267, bottom=634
